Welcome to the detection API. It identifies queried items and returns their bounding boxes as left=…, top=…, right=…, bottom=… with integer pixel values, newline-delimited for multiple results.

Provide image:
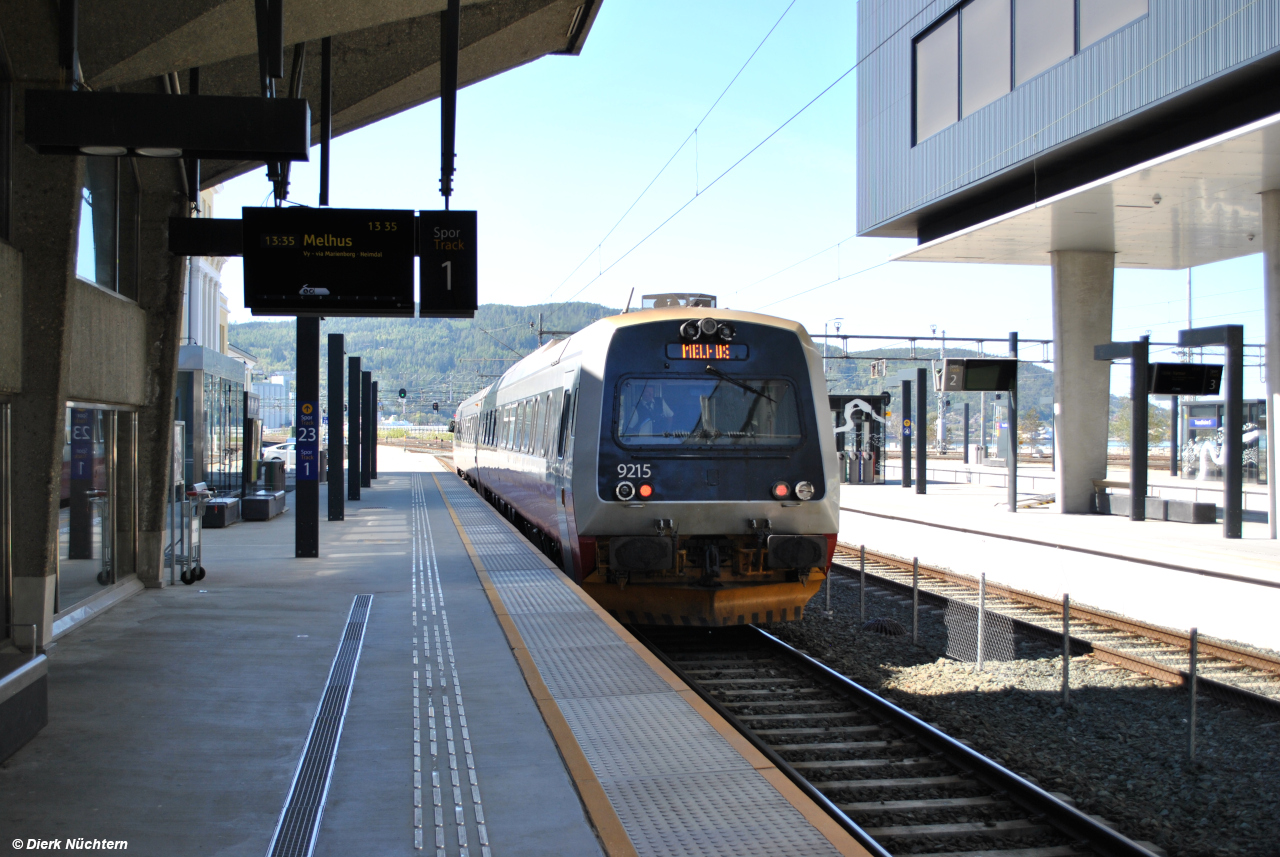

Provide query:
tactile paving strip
left=559, top=694, right=754, bottom=780
left=531, top=644, right=673, bottom=700
left=435, top=478, right=845, bottom=857
left=498, top=584, right=590, bottom=616
left=604, top=770, right=838, bottom=857
left=510, top=610, right=627, bottom=650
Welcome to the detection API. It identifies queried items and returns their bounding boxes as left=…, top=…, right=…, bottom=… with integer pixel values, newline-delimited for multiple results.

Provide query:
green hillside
left=231, top=304, right=1056, bottom=429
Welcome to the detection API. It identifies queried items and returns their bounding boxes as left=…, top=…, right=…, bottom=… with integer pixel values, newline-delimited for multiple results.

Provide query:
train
left=451, top=294, right=839, bottom=626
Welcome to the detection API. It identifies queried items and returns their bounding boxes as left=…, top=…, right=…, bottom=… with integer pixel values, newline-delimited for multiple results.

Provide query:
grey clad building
left=858, top=0, right=1277, bottom=522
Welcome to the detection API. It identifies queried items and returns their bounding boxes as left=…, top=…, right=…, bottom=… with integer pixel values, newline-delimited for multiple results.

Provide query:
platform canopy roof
left=49, top=0, right=600, bottom=187
left=895, top=110, right=1280, bottom=270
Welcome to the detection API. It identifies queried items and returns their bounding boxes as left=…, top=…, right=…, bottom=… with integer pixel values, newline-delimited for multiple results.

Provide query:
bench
left=242, top=490, right=286, bottom=521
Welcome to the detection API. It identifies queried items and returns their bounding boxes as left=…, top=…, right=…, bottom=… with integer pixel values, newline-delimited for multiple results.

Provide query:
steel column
left=361, top=371, right=372, bottom=488
left=295, top=317, right=319, bottom=557
left=371, top=380, right=378, bottom=480
left=348, top=356, right=361, bottom=501
left=327, top=334, right=344, bottom=520
left=901, top=379, right=912, bottom=488
left=915, top=368, right=927, bottom=494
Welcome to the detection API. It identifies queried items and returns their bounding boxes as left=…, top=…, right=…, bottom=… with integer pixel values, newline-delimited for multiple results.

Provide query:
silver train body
left=451, top=307, right=839, bottom=625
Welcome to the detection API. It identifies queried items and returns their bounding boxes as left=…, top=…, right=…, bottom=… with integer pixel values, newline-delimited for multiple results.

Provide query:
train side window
left=557, top=391, right=572, bottom=459
left=530, top=398, right=540, bottom=453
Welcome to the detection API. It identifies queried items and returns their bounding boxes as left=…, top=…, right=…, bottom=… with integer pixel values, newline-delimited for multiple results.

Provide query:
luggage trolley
left=178, top=483, right=211, bottom=585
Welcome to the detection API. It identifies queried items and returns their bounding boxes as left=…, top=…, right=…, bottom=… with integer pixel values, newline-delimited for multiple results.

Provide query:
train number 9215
left=617, top=463, right=652, bottom=479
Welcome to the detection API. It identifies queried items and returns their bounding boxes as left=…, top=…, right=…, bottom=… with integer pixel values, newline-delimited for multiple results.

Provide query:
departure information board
left=242, top=207, right=415, bottom=316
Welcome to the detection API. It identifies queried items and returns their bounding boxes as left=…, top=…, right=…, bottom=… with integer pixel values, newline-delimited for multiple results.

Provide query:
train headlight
left=638, top=483, right=654, bottom=498
left=698, top=317, right=719, bottom=337
left=771, top=481, right=791, bottom=499
left=717, top=322, right=736, bottom=342
left=680, top=320, right=702, bottom=340
left=795, top=481, right=815, bottom=500
left=616, top=481, right=636, bottom=501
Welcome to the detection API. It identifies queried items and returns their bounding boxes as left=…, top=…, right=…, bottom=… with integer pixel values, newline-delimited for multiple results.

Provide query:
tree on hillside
left=1018, top=407, right=1042, bottom=446
left=1109, top=399, right=1171, bottom=449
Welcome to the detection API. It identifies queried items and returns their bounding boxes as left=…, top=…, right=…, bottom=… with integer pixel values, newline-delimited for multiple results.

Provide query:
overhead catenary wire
left=555, top=4, right=940, bottom=304
left=547, top=0, right=798, bottom=300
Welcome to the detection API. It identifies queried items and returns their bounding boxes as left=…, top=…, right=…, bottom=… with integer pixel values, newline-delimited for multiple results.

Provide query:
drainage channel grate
left=266, top=594, right=373, bottom=857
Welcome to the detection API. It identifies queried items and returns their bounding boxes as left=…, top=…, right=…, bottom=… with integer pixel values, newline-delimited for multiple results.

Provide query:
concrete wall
left=63, top=279, right=146, bottom=406
left=0, top=242, right=22, bottom=394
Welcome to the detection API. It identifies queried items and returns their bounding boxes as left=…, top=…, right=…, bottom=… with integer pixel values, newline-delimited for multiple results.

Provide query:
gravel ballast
left=765, top=575, right=1280, bottom=857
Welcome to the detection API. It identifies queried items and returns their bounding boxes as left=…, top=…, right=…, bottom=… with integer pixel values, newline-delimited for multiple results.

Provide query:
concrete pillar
left=1262, top=191, right=1280, bottom=539
left=134, top=161, right=190, bottom=587
left=6, top=7, right=83, bottom=649
left=1051, top=250, right=1115, bottom=513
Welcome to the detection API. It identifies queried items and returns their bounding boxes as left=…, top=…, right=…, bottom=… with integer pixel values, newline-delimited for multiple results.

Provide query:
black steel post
left=295, top=317, right=320, bottom=558
left=371, top=380, right=378, bottom=479
left=1008, top=332, right=1018, bottom=514
left=1170, top=394, right=1180, bottom=476
left=361, top=371, right=372, bottom=488
left=348, top=356, right=361, bottom=501
left=916, top=367, right=927, bottom=494
left=439, top=0, right=460, bottom=205
left=1178, top=325, right=1245, bottom=538
left=1224, top=326, right=1244, bottom=538
left=901, top=379, right=912, bottom=488
left=963, top=402, right=970, bottom=464
left=319, top=37, right=331, bottom=207
left=327, top=334, right=344, bottom=521
left=1130, top=335, right=1149, bottom=521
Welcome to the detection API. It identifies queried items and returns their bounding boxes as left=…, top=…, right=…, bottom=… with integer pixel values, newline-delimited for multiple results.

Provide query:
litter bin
left=260, top=459, right=286, bottom=491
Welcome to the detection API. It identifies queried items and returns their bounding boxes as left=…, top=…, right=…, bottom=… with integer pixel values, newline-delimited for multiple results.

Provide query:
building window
left=75, top=156, right=140, bottom=299
left=913, top=0, right=1147, bottom=143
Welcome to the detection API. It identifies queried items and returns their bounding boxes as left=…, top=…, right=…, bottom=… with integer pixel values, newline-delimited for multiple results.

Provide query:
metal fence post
left=824, top=564, right=832, bottom=617
left=1062, top=593, right=1071, bottom=707
left=912, top=557, right=919, bottom=644
left=859, top=545, right=866, bottom=623
left=1189, top=627, right=1199, bottom=761
left=976, top=572, right=986, bottom=671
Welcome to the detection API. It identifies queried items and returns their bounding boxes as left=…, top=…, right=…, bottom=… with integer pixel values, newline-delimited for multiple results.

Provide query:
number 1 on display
left=442, top=260, right=452, bottom=291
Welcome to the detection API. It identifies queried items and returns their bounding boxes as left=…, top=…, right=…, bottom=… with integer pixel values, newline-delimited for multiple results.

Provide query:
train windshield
left=616, top=377, right=802, bottom=447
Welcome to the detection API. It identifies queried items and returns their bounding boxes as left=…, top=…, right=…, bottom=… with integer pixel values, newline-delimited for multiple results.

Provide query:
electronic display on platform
left=242, top=207, right=415, bottom=317
left=418, top=210, right=478, bottom=318
left=1148, top=363, right=1223, bottom=396
left=296, top=401, right=320, bottom=481
left=941, top=358, right=1017, bottom=392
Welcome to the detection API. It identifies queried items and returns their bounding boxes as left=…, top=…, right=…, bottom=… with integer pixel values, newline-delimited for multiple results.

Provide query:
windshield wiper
left=704, top=364, right=776, bottom=402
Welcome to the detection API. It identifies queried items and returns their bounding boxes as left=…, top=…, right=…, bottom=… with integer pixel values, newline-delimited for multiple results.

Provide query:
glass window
left=962, top=0, right=1011, bottom=116
left=76, top=157, right=117, bottom=290
left=915, top=14, right=959, bottom=141
left=1079, top=0, right=1146, bottom=48
left=616, top=377, right=802, bottom=448
left=1014, top=0, right=1074, bottom=85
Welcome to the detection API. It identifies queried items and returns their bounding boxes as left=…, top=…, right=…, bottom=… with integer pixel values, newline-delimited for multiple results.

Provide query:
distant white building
left=253, top=374, right=290, bottom=430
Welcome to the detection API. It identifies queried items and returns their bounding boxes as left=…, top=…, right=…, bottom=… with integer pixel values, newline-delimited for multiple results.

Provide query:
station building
left=857, top=0, right=1277, bottom=525
left=0, top=0, right=601, bottom=753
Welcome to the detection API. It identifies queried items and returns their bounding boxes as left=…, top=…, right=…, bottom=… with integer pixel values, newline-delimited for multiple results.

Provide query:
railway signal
left=399, top=388, right=407, bottom=399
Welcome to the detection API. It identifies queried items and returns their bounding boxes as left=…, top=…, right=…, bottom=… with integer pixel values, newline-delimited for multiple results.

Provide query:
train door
left=553, top=370, right=578, bottom=576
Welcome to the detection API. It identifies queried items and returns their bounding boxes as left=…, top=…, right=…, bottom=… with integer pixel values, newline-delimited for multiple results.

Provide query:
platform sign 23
left=70, top=408, right=93, bottom=480
left=296, top=401, right=320, bottom=481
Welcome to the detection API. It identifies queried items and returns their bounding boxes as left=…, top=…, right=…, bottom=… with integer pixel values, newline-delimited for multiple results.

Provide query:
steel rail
left=835, top=546, right=1280, bottom=714
left=750, top=626, right=1160, bottom=857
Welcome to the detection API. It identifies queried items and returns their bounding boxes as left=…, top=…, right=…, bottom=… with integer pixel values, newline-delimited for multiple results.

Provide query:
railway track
left=832, top=545, right=1280, bottom=714
left=640, top=625, right=1161, bottom=857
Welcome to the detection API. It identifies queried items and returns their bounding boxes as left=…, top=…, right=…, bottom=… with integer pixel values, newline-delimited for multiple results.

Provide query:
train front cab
left=576, top=311, right=840, bottom=626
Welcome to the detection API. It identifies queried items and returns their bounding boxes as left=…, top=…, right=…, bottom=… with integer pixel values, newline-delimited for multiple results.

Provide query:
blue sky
left=216, top=0, right=1269, bottom=397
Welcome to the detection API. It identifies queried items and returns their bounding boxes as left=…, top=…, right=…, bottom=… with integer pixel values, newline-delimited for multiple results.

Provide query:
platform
left=838, top=472, right=1280, bottom=652
left=0, top=447, right=865, bottom=857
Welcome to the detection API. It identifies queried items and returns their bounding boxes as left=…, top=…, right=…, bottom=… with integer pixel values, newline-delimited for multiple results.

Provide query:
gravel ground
left=764, top=578, right=1280, bottom=857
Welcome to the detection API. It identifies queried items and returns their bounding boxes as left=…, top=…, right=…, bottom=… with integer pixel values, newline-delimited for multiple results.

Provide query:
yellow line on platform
left=433, top=474, right=872, bottom=857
